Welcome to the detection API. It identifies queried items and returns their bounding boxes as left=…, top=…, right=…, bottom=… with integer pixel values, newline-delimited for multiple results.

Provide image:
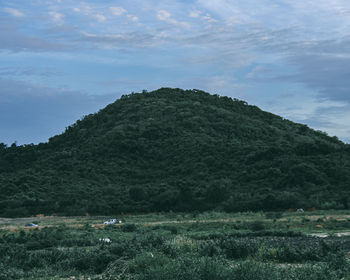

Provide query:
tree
left=129, top=187, right=147, bottom=201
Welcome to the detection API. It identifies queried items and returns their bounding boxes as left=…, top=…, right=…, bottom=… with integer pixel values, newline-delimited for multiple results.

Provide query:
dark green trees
left=0, top=88, right=349, bottom=217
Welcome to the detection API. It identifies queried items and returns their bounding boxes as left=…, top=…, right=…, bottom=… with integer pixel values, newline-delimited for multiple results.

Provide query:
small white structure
left=103, top=219, right=122, bottom=225
left=104, top=219, right=116, bottom=225
left=99, top=237, right=111, bottom=243
left=296, top=208, right=304, bottom=213
left=25, top=223, right=38, bottom=227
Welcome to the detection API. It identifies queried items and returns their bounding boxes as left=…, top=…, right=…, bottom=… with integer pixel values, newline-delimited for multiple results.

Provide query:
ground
left=1, top=210, right=350, bottom=279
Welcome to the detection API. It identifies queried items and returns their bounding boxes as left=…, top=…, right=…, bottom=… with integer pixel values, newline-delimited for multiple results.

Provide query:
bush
left=265, top=212, right=283, bottom=220
left=121, top=224, right=138, bottom=232
left=162, top=225, right=178, bottom=234
left=136, top=256, right=231, bottom=280
left=0, top=267, right=24, bottom=280
left=250, top=221, right=265, bottom=231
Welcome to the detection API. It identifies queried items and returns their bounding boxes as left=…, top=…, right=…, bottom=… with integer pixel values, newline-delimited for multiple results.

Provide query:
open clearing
left=2, top=210, right=350, bottom=235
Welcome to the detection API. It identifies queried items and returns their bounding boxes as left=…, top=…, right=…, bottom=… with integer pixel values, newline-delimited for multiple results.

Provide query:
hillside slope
left=0, top=88, right=349, bottom=217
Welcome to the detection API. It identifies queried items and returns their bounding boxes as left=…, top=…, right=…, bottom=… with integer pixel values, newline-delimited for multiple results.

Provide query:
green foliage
left=1, top=212, right=350, bottom=279
left=0, top=88, right=350, bottom=216
left=250, top=221, right=266, bottom=231
left=121, top=223, right=138, bottom=232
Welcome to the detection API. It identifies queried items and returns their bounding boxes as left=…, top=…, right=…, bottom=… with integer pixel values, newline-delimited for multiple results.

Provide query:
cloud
left=79, top=30, right=159, bottom=48
left=157, top=10, right=171, bottom=21
left=189, top=10, right=201, bottom=18
left=201, top=13, right=217, bottom=23
left=156, top=10, right=189, bottom=28
left=48, top=11, right=64, bottom=24
left=127, top=14, right=139, bottom=22
left=196, top=0, right=251, bottom=24
left=72, top=5, right=108, bottom=23
left=94, top=13, right=106, bottom=22
left=0, top=67, right=62, bottom=77
left=275, top=52, right=350, bottom=103
left=305, top=105, right=350, bottom=143
left=0, top=23, right=72, bottom=52
left=72, top=5, right=93, bottom=15
left=3, top=7, right=24, bottom=17
left=196, top=76, right=239, bottom=93
left=0, top=78, right=117, bottom=145
left=246, top=66, right=268, bottom=79
left=109, top=6, right=127, bottom=16
left=1, top=0, right=350, bottom=144
left=189, top=10, right=216, bottom=23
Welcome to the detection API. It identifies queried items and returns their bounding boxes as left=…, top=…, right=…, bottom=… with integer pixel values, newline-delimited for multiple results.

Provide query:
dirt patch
left=309, top=232, right=350, bottom=238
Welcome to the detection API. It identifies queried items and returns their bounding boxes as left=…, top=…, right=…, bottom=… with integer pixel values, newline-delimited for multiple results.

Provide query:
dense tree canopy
left=0, top=88, right=349, bottom=217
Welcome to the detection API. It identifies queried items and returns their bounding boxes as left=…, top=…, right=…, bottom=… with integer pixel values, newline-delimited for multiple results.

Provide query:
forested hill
left=1, top=88, right=350, bottom=217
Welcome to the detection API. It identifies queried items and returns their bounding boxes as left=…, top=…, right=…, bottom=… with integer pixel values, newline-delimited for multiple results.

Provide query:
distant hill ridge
left=0, top=88, right=349, bottom=217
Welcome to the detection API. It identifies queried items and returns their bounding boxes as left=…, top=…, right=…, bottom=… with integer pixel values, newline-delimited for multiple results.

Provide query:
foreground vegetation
left=1, top=211, right=350, bottom=279
left=0, top=88, right=350, bottom=217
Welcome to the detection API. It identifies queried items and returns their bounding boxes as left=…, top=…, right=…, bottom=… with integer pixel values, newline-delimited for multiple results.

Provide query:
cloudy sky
left=1, top=0, right=350, bottom=144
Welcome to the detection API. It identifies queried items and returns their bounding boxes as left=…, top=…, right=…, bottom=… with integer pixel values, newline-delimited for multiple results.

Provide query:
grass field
left=1, top=210, right=350, bottom=279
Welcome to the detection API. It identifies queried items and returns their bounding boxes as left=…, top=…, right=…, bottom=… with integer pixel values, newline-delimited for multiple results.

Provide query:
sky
left=1, top=0, right=350, bottom=145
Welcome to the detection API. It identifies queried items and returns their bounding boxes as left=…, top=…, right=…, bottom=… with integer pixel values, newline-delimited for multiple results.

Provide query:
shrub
left=136, top=256, right=231, bottom=280
left=162, top=225, right=178, bottom=234
left=251, top=221, right=265, bottom=231
left=265, top=212, right=283, bottom=219
left=0, top=263, right=24, bottom=280
left=121, top=224, right=138, bottom=232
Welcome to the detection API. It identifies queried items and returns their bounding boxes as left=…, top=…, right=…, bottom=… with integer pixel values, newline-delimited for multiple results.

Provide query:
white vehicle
left=99, top=237, right=111, bottom=243
left=103, top=219, right=117, bottom=225
left=25, top=223, right=38, bottom=227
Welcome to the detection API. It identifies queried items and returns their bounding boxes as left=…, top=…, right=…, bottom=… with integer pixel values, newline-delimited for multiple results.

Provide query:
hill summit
left=1, top=88, right=349, bottom=217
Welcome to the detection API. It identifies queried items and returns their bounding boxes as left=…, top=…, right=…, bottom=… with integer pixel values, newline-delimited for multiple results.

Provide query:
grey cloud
left=0, top=67, right=63, bottom=77
left=301, top=105, right=350, bottom=143
left=183, top=26, right=298, bottom=49
left=0, top=78, right=118, bottom=145
left=0, top=24, right=73, bottom=52
left=0, top=15, right=76, bottom=52
left=204, top=26, right=350, bottom=104
left=77, top=31, right=159, bottom=48
left=261, top=36, right=350, bottom=55
left=0, top=14, right=157, bottom=52
left=0, top=10, right=300, bottom=53
left=280, top=54, right=350, bottom=102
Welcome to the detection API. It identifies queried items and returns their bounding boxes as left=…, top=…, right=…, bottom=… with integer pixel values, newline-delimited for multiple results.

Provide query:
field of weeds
left=1, top=210, right=350, bottom=279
